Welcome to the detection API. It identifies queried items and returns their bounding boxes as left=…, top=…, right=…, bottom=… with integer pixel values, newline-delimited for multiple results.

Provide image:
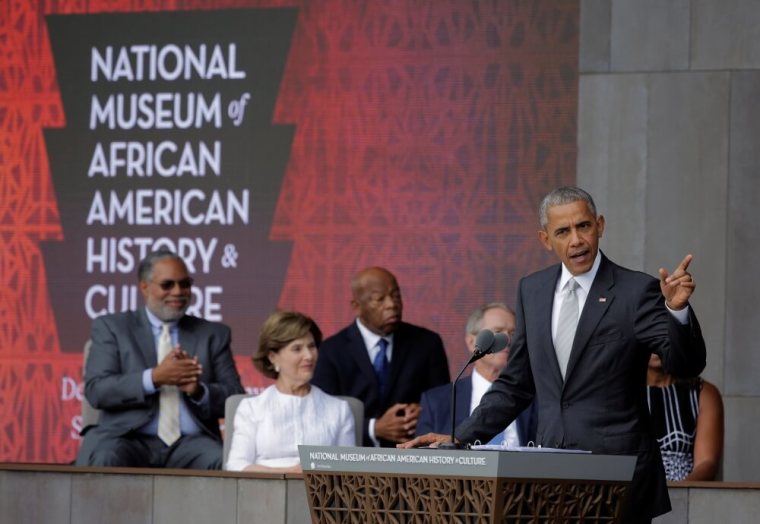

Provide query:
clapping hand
left=153, top=346, right=203, bottom=397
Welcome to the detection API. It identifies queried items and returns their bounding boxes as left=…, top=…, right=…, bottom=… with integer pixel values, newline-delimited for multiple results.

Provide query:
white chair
left=222, top=393, right=249, bottom=467
left=222, top=393, right=364, bottom=467
left=80, top=340, right=101, bottom=431
left=338, top=396, right=364, bottom=446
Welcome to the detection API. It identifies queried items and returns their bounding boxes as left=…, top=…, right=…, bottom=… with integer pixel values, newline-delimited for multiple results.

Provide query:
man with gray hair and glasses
left=76, top=249, right=244, bottom=469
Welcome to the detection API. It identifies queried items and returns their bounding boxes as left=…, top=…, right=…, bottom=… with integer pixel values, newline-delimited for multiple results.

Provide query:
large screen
left=0, top=0, right=578, bottom=462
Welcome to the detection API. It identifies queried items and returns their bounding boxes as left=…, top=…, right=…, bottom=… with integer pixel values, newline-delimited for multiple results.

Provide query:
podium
left=299, top=446, right=636, bottom=523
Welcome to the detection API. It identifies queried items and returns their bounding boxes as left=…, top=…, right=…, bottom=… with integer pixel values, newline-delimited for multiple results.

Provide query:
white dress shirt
left=471, top=368, right=520, bottom=447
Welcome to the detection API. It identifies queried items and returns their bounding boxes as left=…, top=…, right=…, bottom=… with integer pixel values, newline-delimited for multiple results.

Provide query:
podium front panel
left=299, top=446, right=636, bottom=523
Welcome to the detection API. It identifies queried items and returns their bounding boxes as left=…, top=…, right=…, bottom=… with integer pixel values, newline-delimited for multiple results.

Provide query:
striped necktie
left=554, top=278, right=579, bottom=380
left=157, top=323, right=181, bottom=446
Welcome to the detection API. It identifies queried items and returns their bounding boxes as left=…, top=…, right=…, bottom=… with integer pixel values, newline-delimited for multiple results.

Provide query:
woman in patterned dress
left=646, top=354, right=724, bottom=480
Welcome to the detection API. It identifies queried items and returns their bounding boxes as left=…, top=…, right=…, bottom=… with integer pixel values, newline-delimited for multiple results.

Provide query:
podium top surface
left=299, top=446, right=636, bottom=482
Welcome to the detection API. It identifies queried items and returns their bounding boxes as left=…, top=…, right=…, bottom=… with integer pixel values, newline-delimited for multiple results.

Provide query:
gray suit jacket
left=80, top=308, right=243, bottom=447
left=456, top=255, right=706, bottom=520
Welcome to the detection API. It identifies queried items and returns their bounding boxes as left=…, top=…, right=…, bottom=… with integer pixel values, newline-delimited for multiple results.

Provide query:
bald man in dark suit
left=312, top=267, right=450, bottom=447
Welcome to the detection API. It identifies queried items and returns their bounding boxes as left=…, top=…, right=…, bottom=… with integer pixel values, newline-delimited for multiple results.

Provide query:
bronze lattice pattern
left=500, top=479, right=627, bottom=522
left=303, top=473, right=627, bottom=523
left=304, top=472, right=495, bottom=523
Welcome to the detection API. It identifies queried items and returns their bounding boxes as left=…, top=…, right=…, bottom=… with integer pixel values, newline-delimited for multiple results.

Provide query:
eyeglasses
left=152, top=278, right=194, bottom=291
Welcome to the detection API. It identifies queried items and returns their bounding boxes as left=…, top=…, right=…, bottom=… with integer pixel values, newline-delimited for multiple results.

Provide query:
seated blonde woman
left=225, top=311, right=355, bottom=473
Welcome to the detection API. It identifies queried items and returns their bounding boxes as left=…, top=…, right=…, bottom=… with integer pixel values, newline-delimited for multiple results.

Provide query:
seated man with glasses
left=76, top=249, right=244, bottom=469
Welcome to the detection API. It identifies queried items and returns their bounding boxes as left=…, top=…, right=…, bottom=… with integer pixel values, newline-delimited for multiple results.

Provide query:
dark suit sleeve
left=516, top=401, right=538, bottom=446
left=416, top=390, right=436, bottom=436
left=668, top=306, right=707, bottom=377
left=85, top=315, right=149, bottom=411
left=312, top=341, right=340, bottom=395
left=456, top=280, right=535, bottom=444
left=635, top=278, right=706, bottom=378
left=426, top=333, right=450, bottom=389
left=666, top=307, right=706, bottom=377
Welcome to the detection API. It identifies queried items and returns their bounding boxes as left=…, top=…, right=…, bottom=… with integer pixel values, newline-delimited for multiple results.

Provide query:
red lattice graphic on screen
left=0, top=0, right=577, bottom=462
left=272, top=1, right=577, bottom=360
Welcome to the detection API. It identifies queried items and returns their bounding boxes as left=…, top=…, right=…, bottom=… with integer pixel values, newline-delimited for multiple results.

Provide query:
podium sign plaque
left=299, top=446, right=636, bottom=523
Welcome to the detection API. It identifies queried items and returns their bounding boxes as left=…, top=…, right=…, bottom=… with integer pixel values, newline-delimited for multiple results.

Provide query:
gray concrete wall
left=0, top=467, right=311, bottom=524
left=655, top=484, right=760, bottom=524
left=578, top=0, right=760, bottom=481
left=1, top=467, right=758, bottom=524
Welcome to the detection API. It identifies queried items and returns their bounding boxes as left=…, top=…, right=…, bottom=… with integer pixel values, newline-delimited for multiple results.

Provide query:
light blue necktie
left=373, top=338, right=389, bottom=395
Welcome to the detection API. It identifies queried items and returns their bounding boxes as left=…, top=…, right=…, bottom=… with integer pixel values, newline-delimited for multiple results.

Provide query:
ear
left=538, top=229, right=552, bottom=251
left=139, top=280, right=149, bottom=299
left=350, top=298, right=361, bottom=314
left=267, top=350, right=278, bottom=367
left=465, top=333, right=476, bottom=354
left=597, top=214, right=605, bottom=238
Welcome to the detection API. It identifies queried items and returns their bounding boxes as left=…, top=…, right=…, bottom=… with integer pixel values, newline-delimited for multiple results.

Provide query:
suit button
left=562, top=402, right=570, bottom=409
left=555, top=441, right=562, bottom=447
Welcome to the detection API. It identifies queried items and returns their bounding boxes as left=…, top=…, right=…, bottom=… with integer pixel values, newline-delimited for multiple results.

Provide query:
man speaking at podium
left=402, top=186, right=706, bottom=523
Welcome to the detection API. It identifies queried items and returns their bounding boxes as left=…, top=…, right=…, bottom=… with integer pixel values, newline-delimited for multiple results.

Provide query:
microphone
left=468, top=330, right=510, bottom=363
left=469, top=329, right=495, bottom=362
left=492, top=332, right=510, bottom=353
left=439, top=329, right=499, bottom=450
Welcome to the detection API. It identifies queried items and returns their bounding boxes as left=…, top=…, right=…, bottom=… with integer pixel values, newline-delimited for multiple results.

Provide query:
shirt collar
left=470, top=368, right=493, bottom=407
left=471, top=367, right=492, bottom=389
left=558, top=250, right=602, bottom=294
left=355, top=317, right=394, bottom=349
left=144, top=307, right=177, bottom=332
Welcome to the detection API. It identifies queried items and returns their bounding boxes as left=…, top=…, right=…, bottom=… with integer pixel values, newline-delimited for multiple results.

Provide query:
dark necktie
left=373, top=338, right=389, bottom=395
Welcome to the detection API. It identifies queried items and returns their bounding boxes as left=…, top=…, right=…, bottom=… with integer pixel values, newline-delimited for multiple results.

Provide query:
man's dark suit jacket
left=76, top=308, right=244, bottom=463
left=416, top=376, right=537, bottom=446
left=455, top=255, right=706, bottom=521
left=312, top=320, right=450, bottom=447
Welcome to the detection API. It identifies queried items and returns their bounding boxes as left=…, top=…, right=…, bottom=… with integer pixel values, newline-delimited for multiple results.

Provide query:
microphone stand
left=437, top=330, right=508, bottom=450
left=438, top=352, right=481, bottom=450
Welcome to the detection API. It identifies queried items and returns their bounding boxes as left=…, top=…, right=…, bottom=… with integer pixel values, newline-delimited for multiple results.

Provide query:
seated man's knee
left=84, top=436, right=144, bottom=467
left=187, top=445, right=222, bottom=470
left=88, top=446, right=130, bottom=467
left=171, top=436, right=222, bottom=469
